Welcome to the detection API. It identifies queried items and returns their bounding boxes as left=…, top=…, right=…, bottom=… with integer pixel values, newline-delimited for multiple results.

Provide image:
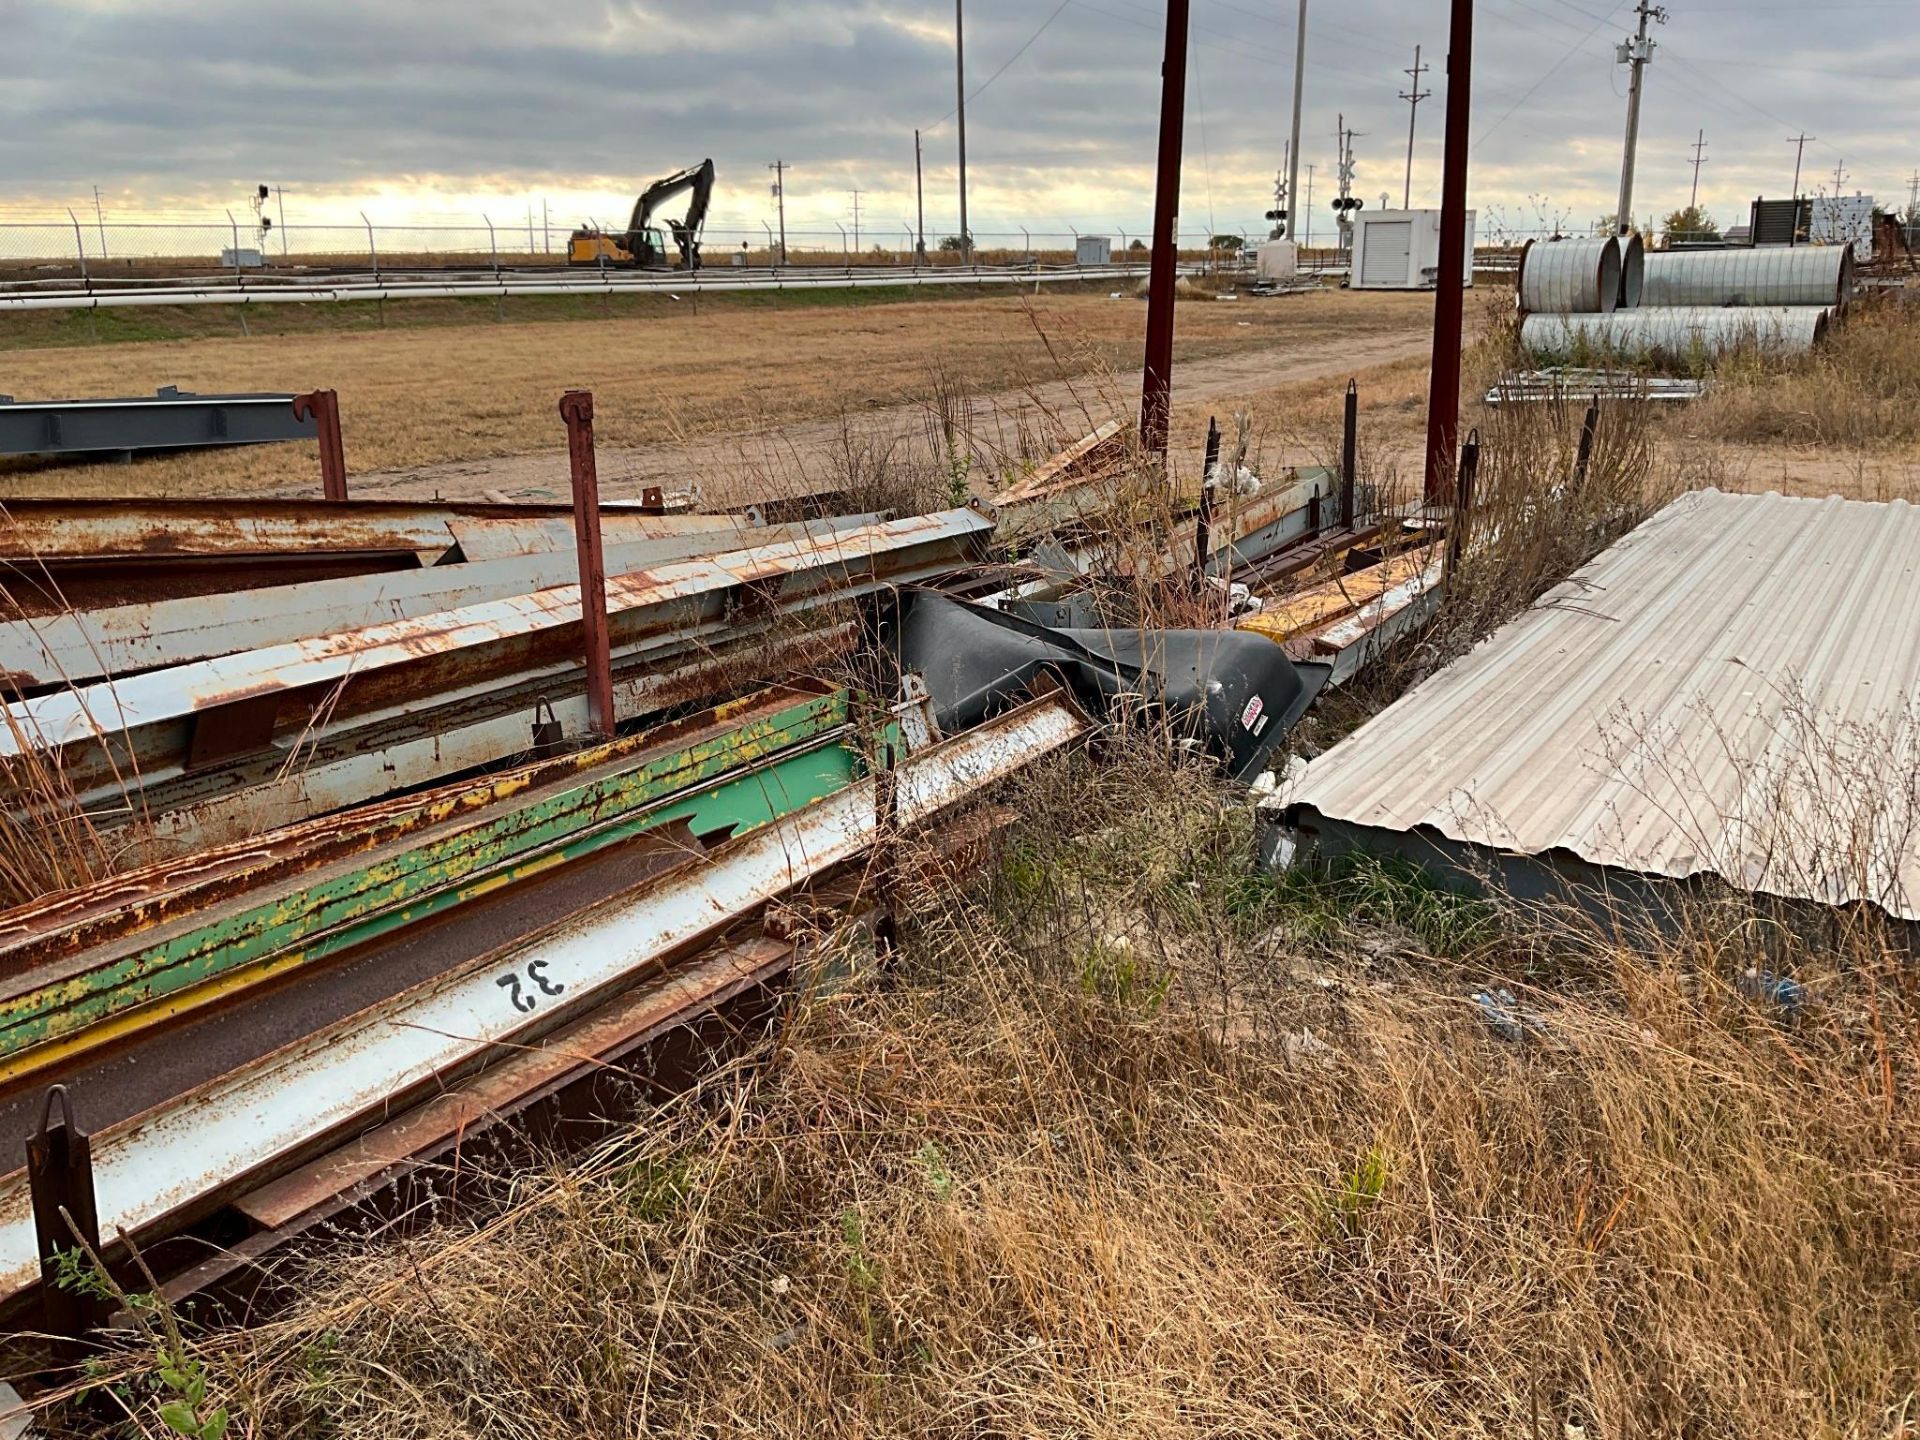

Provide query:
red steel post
left=559, top=390, right=616, bottom=739
left=292, top=389, right=348, bottom=501
left=1138, top=0, right=1191, bottom=464
left=1422, top=0, right=1475, bottom=503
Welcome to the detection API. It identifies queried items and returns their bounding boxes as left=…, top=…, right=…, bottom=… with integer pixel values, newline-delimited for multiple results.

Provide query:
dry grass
left=69, top=745, right=1914, bottom=1439
left=1682, top=294, right=1920, bottom=453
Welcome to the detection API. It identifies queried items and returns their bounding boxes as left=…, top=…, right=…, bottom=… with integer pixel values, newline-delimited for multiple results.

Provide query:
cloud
left=5, top=0, right=1915, bottom=243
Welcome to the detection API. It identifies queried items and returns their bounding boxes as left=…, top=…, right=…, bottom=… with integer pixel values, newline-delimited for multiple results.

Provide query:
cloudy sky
left=6, top=0, right=1917, bottom=245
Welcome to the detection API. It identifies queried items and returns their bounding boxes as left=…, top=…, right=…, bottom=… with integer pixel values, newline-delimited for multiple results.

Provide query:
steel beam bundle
left=0, top=681, right=1089, bottom=1308
left=2, top=508, right=992, bottom=844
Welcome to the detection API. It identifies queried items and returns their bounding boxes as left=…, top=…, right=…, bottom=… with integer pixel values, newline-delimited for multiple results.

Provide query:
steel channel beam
left=124, top=622, right=859, bottom=851
left=0, top=390, right=315, bottom=459
left=0, top=515, right=882, bottom=688
left=0, top=689, right=1089, bottom=1302
left=0, top=498, right=731, bottom=566
left=5, top=508, right=991, bottom=798
left=0, top=688, right=856, bottom=1079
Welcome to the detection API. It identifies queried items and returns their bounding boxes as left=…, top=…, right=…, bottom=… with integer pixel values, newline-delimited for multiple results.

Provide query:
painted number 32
left=496, top=959, right=566, bottom=1013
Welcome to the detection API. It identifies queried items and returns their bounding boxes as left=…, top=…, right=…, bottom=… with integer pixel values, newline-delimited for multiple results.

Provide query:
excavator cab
left=566, top=160, right=714, bottom=270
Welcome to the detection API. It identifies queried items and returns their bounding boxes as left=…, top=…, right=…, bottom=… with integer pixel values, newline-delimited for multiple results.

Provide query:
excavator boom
left=624, top=158, right=716, bottom=269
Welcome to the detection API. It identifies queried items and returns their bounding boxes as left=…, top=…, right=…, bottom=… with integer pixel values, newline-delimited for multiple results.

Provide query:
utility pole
left=1138, top=0, right=1190, bottom=462
left=955, top=0, right=971, bottom=260
left=914, top=129, right=927, bottom=262
left=1284, top=0, right=1307, bottom=241
left=1830, top=157, right=1847, bottom=197
left=1399, top=45, right=1430, bottom=209
left=769, top=160, right=789, bottom=265
left=92, top=185, right=108, bottom=260
left=272, top=185, right=289, bottom=255
left=1614, top=0, right=1666, bottom=235
left=1687, top=129, right=1708, bottom=213
left=1304, top=163, right=1316, bottom=250
left=850, top=189, right=864, bottom=251
left=1423, top=0, right=1474, bottom=504
left=1786, top=133, right=1813, bottom=246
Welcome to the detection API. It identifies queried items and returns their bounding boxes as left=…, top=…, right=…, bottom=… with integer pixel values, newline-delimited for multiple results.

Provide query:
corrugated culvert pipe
left=1518, top=236, right=1622, bottom=313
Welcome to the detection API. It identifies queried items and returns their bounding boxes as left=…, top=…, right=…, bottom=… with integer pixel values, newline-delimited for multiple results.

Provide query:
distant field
left=0, top=286, right=1440, bottom=500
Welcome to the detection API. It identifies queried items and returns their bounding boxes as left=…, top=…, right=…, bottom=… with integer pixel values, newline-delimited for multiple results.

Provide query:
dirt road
left=335, top=327, right=1434, bottom=508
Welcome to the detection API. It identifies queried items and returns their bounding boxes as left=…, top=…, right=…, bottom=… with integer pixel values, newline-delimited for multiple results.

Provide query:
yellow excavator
left=567, top=159, right=715, bottom=270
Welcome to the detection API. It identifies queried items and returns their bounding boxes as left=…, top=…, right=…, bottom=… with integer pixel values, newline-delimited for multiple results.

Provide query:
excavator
left=567, top=159, right=715, bottom=269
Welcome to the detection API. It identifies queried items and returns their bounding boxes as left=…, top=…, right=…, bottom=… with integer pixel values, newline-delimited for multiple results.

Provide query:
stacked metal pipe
left=1517, top=232, right=1848, bottom=364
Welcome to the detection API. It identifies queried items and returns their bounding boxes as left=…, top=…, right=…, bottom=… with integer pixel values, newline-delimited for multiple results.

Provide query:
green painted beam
left=0, top=690, right=862, bottom=1070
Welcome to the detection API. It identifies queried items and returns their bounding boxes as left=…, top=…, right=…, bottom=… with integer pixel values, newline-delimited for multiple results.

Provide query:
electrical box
left=219, top=247, right=265, bottom=269
left=1075, top=235, right=1112, bottom=266
left=1350, top=209, right=1475, bottom=290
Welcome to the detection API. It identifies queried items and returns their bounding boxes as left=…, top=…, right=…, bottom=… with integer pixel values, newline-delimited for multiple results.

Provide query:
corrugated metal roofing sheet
left=1288, top=489, right=1920, bottom=919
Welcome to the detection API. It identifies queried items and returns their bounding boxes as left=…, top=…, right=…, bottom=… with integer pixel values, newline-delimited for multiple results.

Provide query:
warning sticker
left=1240, top=694, right=1265, bottom=731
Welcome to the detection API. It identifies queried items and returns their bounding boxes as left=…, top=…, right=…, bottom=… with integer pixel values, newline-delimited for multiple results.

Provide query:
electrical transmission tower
left=1687, top=129, right=1708, bottom=211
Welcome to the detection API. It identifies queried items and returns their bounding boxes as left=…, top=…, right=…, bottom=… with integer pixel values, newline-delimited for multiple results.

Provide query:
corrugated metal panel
left=1518, top=236, right=1621, bottom=313
left=1287, top=490, right=1920, bottom=919
left=1641, top=243, right=1852, bottom=307
left=1520, top=306, right=1830, bottom=362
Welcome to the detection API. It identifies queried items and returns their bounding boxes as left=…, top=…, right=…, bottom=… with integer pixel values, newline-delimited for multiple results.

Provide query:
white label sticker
left=1240, top=694, right=1265, bottom=730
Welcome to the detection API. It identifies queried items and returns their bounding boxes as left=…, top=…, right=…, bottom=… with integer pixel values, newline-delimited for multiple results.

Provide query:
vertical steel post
left=1575, top=396, right=1600, bottom=487
left=292, top=390, right=348, bottom=501
left=1448, top=428, right=1480, bottom=576
left=27, top=1086, right=106, bottom=1355
left=1422, top=0, right=1474, bottom=504
left=362, top=211, right=379, bottom=279
left=560, top=391, right=616, bottom=740
left=1139, top=0, right=1192, bottom=463
left=1341, top=378, right=1358, bottom=529
left=1195, top=415, right=1220, bottom=582
left=67, top=209, right=88, bottom=286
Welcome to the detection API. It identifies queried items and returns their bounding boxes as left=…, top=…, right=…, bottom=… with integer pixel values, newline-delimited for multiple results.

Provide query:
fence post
left=226, top=209, right=243, bottom=278
left=836, top=222, right=848, bottom=266
left=762, top=221, right=773, bottom=265
left=560, top=391, right=616, bottom=740
left=66, top=209, right=88, bottom=287
left=484, top=213, right=498, bottom=274
left=361, top=210, right=379, bottom=279
left=1195, top=415, right=1221, bottom=585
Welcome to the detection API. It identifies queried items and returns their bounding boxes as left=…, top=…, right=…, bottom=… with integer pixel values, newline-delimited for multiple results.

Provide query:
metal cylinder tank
left=1518, top=236, right=1621, bottom=314
left=1617, top=231, right=1645, bottom=309
left=1520, top=306, right=1832, bottom=363
left=1640, top=244, right=1853, bottom=309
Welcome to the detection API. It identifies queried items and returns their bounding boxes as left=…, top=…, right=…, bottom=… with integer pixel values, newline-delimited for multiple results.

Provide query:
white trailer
left=1350, top=209, right=1476, bottom=290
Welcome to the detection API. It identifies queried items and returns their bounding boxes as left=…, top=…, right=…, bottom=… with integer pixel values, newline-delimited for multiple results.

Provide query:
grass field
left=0, top=284, right=1439, bottom=501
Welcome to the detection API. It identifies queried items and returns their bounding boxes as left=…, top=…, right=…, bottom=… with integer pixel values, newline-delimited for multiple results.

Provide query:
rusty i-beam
left=560, top=390, right=616, bottom=739
left=1422, top=0, right=1475, bottom=503
left=1138, top=0, right=1191, bottom=464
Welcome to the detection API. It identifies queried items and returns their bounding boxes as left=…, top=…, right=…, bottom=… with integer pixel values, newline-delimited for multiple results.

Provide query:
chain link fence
left=0, top=218, right=1235, bottom=285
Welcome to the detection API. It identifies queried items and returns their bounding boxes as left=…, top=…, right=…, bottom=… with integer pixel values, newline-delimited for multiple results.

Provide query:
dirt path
left=332, top=328, right=1433, bottom=508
